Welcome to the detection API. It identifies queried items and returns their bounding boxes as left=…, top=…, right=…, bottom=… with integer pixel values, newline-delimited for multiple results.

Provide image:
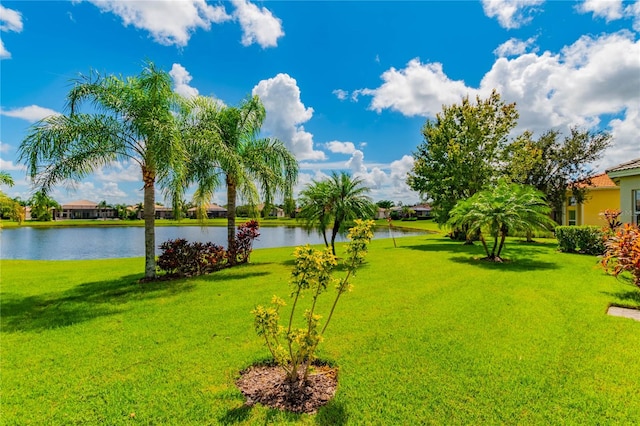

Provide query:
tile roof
left=606, top=158, right=640, bottom=173
left=586, top=173, right=617, bottom=188
left=61, top=200, right=98, bottom=208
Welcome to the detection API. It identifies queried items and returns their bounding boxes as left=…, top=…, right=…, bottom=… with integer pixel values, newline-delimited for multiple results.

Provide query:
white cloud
left=0, top=142, right=11, bottom=153
left=355, top=32, right=640, bottom=172
left=356, top=59, right=472, bottom=117
left=170, top=63, right=199, bottom=99
left=0, top=105, right=60, bottom=122
left=325, top=141, right=356, bottom=154
left=84, top=0, right=231, bottom=47
left=0, top=5, right=23, bottom=33
left=95, top=161, right=140, bottom=183
left=577, top=0, right=624, bottom=21
left=0, top=159, right=26, bottom=171
left=1, top=5, right=23, bottom=60
left=252, top=73, right=326, bottom=161
left=231, top=0, right=284, bottom=48
left=333, top=89, right=348, bottom=101
left=494, top=37, right=538, bottom=57
left=481, top=0, right=544, bottom=29
left=0, top=38, right=10, bottom=59
left=577, top=0, right=640, bottom=31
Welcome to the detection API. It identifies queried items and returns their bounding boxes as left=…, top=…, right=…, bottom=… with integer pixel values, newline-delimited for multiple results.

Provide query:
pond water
left=0, top=225, right=424, bottom=260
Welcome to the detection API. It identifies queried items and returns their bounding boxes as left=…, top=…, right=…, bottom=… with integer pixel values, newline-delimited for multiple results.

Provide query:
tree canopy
left=502, top=128, right=611, bottom=223
left=408, top=90, right=518, bottom=228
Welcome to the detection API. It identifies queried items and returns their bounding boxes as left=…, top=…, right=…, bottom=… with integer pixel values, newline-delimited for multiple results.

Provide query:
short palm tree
left=18, top=62, right=185, bottom=279
left=298, top=172, right=376, bottom=255
left=447, top=180, right=556, bottom=262
left=176, top=95, right=298, bottom=264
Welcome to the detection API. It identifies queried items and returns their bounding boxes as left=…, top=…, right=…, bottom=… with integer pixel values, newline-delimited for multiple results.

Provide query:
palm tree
left=298, top=179, right=333, bottom=247
left=0, top=171, right=15, bottom=186
left=175, top=95, right=298, bottom=264
left=447, top=180, right=556, bottom=262
left=18, top=62, right=185, bottom=279
left=298, top=172, right=376, bottom=255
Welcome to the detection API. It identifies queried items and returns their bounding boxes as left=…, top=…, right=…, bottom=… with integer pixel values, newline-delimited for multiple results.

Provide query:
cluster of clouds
left=0, top=0, right=283, bottom=58
left=78, top=0, right=284, bottom=49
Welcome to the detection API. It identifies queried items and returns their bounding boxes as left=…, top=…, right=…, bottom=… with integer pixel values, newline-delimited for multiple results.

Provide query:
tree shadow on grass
left=0, top=274, right=196, bottom=333
left=404, top=239, right=559, bottom=271
left=603, top=287, right=640, bottom=308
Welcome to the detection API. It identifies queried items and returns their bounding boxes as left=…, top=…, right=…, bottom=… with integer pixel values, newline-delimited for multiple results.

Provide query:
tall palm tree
left=447, top=180, right=556, bottom=262
left=18, top=62, right=185, bottom=279
left=175, top=95, right=298, bottom=264
left=298, top=172, right=376, bottom=255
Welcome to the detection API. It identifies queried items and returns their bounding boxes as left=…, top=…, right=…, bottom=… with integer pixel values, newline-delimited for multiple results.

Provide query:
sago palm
left=447, top=181, right=555, bottom=262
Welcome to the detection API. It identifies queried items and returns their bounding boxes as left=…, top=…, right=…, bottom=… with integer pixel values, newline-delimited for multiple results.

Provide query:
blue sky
left=1, top=0, right=639, bottom=206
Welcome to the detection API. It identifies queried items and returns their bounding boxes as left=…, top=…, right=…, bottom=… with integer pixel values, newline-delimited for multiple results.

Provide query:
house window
left=568, top=210, right=577, bottom=226
left=634, top=190, right=640, bottom=226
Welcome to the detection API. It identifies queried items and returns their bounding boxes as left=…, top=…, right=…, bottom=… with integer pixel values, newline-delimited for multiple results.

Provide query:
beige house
left=55, top=200, right=116, bottom=220
left=606, top=158, right=640, bottom=226
left=187, top=203, right=227, bottom=219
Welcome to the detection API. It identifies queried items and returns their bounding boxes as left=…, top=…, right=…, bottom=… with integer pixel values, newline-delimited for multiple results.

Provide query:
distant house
left=375, top=207, right=388, bottom=220
left=187, top=203, right=227, bottom=219
left=153, top=205, right=174, bottom=220
left=606, top=158, right=640, bottom=226
left=258, top=203, right=285, bottom=218
left=563, top=173, right=619, bottom=226
left=412, top=204, right=432, bottom=219
left=55, top=200, right=116, bottom=220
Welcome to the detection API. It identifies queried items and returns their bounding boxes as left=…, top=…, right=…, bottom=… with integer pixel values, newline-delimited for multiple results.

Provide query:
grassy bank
left=2, top=234, right=639, bottom=424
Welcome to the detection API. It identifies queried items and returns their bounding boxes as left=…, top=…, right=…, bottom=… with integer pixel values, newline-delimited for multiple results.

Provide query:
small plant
left=600, top=209, right=622, bottom=233
left=601, top=223, right=640, bottom=288
left=252, top=219, right=374, bottom=383
left=234, top=220, right=260, bottom=264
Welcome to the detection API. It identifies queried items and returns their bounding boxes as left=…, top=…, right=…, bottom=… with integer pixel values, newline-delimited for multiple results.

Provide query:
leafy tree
left=447, top=181, right=556, bottom=262
left=28, top=190, right=60, bottom=221
left=174, top=95, right=298, bottom=264
left=0, top=194, right=25, bottom=223
left=408, top=90, right=518, bottom=234
left=298, top=172, right=376, bottom=255
left=18, top=62, right=185, bottom=279
left=503, top=128, right=612, bottom=223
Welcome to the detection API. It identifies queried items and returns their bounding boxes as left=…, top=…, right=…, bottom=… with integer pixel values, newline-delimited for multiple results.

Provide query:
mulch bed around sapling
left=236, top=361, right=338, bottom=414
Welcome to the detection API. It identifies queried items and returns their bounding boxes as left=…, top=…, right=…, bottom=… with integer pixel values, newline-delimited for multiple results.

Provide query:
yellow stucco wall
left=564, top=187, right=620, bottom=226
left=582, top=188, right=621, bottom=226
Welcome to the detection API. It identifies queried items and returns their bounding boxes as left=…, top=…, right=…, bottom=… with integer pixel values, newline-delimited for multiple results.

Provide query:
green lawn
left=2, top=234, right=639, bottom=425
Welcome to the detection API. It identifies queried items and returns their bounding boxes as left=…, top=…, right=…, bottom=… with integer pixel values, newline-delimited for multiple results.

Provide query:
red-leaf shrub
left=601, top=223, right=640, bottom=288
left=235, top=220, right=260, bottom=264
left=158, top=239, right=227, bottom=277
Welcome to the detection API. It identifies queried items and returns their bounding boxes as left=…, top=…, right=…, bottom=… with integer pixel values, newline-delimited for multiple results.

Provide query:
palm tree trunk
left=330, top=217, right=341, bottom=255
left=142, top=166, right=156, bottom=280
left=227, top=175, right=237, bottom=265
left=496, top=231, right=507, bottom=259
left=479, top=234, right=490, bottom=258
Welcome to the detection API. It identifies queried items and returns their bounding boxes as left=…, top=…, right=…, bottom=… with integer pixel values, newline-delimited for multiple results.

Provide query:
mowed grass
left=2, top=234, right=639, bottom=425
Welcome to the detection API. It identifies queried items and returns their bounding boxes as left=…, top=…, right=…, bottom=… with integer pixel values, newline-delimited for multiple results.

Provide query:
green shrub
left=555, top=225, right=606, bottom=255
